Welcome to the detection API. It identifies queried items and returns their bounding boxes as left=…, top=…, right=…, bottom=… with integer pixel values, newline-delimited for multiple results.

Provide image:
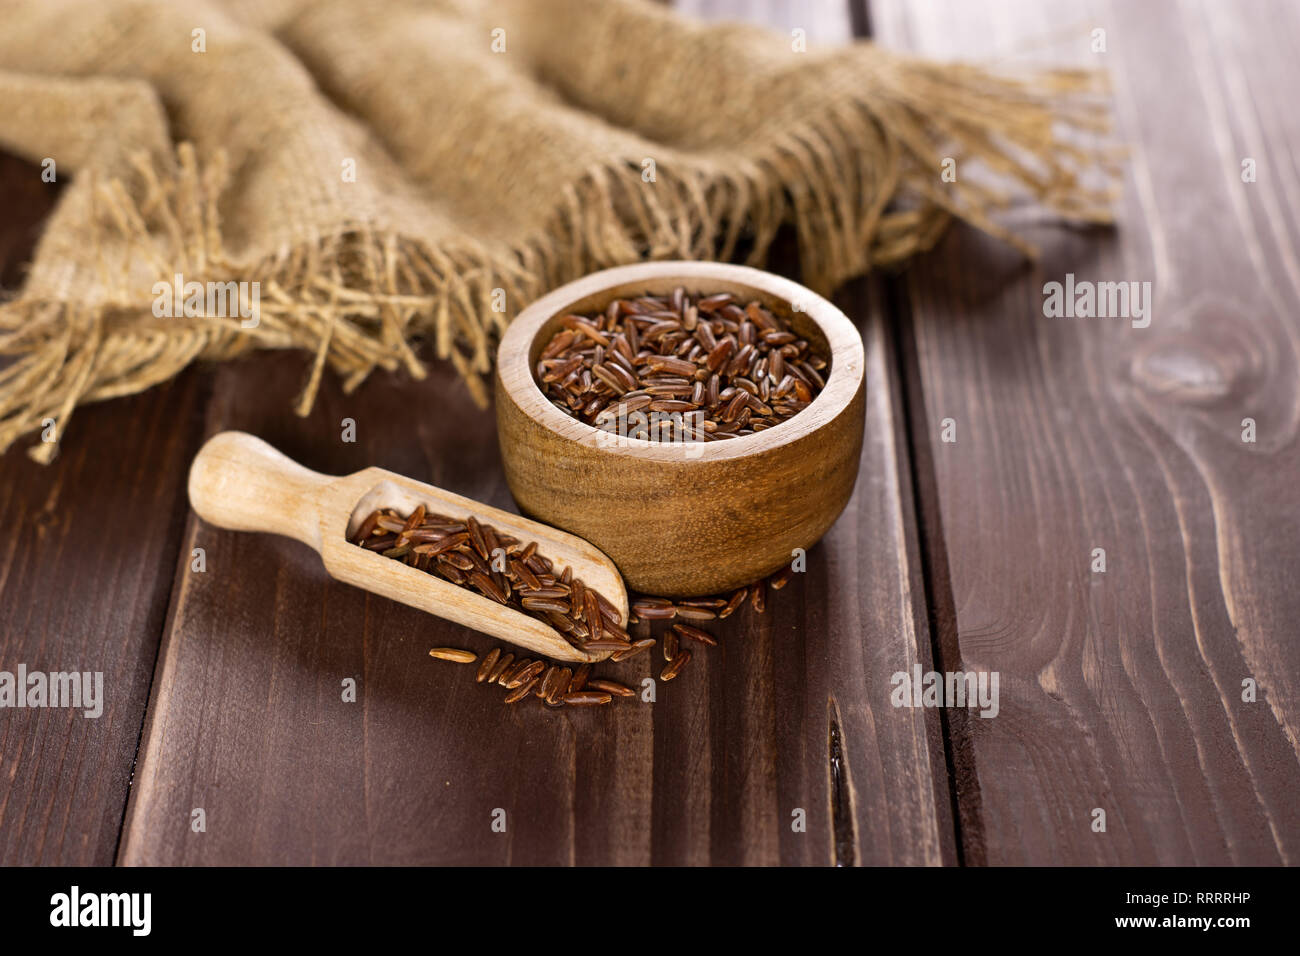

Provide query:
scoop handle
left=188, top=431, right=332, bottom=549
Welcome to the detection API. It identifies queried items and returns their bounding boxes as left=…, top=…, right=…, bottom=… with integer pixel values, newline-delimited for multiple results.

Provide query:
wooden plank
left=0, top=152, right=56, bottom=291
left=0, top=151, right=209, bottom=865
left=872, top=0, right=1300, bottom=863
left=119, top=0, right=951, bottom=865
left=676, top=0, right=858, bottom=44
left=118, top=288, right=950, bottom=864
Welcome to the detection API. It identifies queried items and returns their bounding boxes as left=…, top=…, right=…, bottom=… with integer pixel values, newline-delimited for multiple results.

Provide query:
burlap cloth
left=0, top=0, right=1114, bottom=462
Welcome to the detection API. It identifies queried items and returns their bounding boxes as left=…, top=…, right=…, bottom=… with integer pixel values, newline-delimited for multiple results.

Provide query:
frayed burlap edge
left=0, top=60, right=1120, bottom=464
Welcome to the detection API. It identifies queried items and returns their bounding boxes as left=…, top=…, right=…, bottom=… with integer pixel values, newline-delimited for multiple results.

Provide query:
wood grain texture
left=0, top=151, right=209, bottom=865
left=11, top=0, right=1293, bottom=868
left=496, top=261, right=866, bottom=596
left=873, top=0, right=1300, bottom=864
left=118, top=271, right=949, bottom=863
left=111, top=0, right=949, bottom=867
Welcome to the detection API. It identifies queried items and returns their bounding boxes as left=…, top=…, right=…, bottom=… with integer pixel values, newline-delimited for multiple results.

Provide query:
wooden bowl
left=495, top=261, right=865, bottom=597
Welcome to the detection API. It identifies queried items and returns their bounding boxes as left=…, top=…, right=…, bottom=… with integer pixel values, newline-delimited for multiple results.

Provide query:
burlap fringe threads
left=0, top=63, right=1119, bottom=463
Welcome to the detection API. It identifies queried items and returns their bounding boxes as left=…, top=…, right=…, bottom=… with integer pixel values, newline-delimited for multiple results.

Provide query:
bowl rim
left=496, top=261, right=865, bottom=462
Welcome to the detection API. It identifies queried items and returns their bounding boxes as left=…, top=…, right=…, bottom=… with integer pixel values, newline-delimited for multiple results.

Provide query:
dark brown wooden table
left=2, top=0, right=1297, bottom=866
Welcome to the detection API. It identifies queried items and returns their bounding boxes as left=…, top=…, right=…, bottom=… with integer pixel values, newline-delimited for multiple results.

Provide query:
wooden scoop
left=187, top=431, right=628, bottom=662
